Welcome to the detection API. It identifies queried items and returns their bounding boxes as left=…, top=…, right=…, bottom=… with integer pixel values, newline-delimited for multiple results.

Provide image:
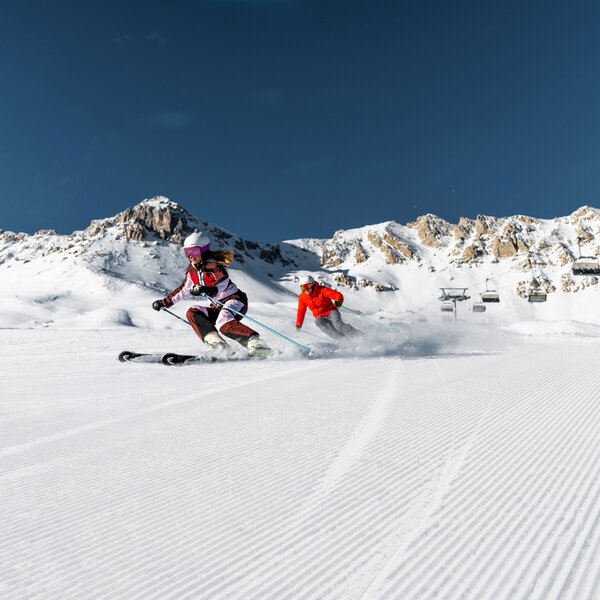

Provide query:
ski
left=118, top=350, right=273, bottom=365
left=161, top=352, right=205, bottom=365
left=161, top=352, right=270, bottom=365
left=118, top=350, right=164, bottom=363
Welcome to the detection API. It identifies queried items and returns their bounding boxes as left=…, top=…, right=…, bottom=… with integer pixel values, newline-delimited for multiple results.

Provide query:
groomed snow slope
left=2, top=328, right=600, bottom=599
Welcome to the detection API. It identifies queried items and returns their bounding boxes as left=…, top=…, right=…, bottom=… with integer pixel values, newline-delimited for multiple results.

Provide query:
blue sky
left=1, top=0, right=599, bottom=242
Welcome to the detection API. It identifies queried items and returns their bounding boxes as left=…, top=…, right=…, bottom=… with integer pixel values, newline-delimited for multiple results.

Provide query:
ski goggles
left=184, top=244, right=210, bottom=260
left=300, top=283, right=313, bottom=292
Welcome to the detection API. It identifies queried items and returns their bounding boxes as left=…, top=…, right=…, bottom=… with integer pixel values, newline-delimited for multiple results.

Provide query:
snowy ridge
left=1, top=196, right=599, bottom=332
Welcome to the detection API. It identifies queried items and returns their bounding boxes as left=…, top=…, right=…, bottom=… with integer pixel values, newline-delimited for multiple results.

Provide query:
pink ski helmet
left=183, top=232, right=210, bottom=260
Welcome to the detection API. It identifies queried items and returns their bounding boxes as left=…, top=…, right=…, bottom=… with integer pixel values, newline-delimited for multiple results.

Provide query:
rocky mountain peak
left=407, top=214, right=452, bottom=248
left=85, top=196, right=198, bottom=244
left=570, top=206, right=599, bottom=222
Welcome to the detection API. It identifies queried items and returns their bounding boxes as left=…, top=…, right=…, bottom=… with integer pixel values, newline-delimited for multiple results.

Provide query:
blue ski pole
left=160, top=306, right=192, bottom=327
left=202, top=293, right=314, bottom=356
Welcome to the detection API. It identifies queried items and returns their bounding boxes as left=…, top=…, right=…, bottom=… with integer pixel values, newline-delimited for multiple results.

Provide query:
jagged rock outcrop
left=354, top=240, right=368, bottom=264
left=383, top=231, right=414, bottom=259
left=331, top=272, right=391, bottom=291
left=357, top=279, right=386, bottom=292
left=453, top=218, right=473, bottom=243
left=576, top=227, right=594, bottom=245
left=335, top=273, right=355, bottom=288
left=321, top=245, right=345, bottom=268
left=116, top=197, right=191, bottom=243
left=461, top=244, right=483, bottom=263
left=85, top=196, right=194, bottom=244
left=408, top=214, right=451, bottom=248
left=571, top=206, right=600, bottom=223
left=320, top=230, right=350, bottom=268
left=0, top=230, right=28, bottom=245
left=364, top=230, right=413, bottom=265
left=491, top=236, right=520, bottom=258
left=557, top=245, right=574, bottom=266
left=367, top=232, right=400, bottom=264
left=475, top=214, right=498, bottom=236
left=526, top=216, right=540, bottom=225
left=560, top=273, right=599, bottom=293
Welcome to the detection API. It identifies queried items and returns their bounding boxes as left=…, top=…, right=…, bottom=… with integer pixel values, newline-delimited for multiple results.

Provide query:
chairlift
left=480, top=278, right=500, bottom=303
left=472, top=303, right=487, bottom=313
left=572, top=257, right=600, bottom=276
left=572, top=240, right=600, bottom=276
left=480, top=291, right=500, bottom=302
left=528, top=289, right=547, bottom=303
left=439, top=288, right=469, bottom=321
left=527, top=261, right=548, bottom=303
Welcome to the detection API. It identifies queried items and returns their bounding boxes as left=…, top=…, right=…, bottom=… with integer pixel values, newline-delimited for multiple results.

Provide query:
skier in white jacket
left=152, top=232, right=270, bottom=356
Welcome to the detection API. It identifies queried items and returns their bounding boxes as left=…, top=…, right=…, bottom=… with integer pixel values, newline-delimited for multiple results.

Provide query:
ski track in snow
left=1, top=330, right=600, bottom=599
left=294, top=365, right=400, bottom=523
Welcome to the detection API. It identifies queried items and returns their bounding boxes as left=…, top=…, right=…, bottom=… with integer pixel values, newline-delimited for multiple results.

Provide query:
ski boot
left=204, top=331, right=232, bottom=357
left=246, top=335, right=271, bottom=358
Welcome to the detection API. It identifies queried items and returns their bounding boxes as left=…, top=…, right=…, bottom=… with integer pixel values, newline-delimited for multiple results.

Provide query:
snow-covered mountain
left=1, top=196, right=599, bottom=331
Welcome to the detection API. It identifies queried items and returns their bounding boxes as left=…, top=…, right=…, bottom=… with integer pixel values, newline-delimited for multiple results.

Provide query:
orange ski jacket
left=296, top=283, right=344, bottom=327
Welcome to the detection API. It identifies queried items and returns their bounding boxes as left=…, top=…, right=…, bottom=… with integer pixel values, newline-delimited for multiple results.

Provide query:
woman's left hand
left=191, top=285, right=218, bottom=297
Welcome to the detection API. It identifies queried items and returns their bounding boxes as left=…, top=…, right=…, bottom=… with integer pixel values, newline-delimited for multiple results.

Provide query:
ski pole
left=273, top=301, right=334, bottom=342
left=202, top=293, right=314, bottom=356
left=161, top=307, right=191, bottom=327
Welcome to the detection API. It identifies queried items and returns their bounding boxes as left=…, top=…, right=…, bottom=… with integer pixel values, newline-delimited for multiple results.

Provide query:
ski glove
left=332, top=299, right=342, bottom=308
left=152, top=299, right=164, bottom=311
left=190, top=285, right=218, bottom=297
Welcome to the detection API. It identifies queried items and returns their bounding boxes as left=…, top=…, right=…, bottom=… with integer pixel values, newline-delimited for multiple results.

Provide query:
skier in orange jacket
left=295, top=275, right=361, bottom=340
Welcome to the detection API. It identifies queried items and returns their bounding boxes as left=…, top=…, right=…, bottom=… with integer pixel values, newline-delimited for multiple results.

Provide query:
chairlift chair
left=472, top=303, right=487, bottom=313
left=480, top=278, right=500, bottom=303
left=439, top=288, right=469, bottom=321
left=528, top=290, right=547, bottom=303
left=572, top=239, right=600, bottom=276
left=480, top=290, right=500, bottom=303
left=572, top=257, right=600, bottom=276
